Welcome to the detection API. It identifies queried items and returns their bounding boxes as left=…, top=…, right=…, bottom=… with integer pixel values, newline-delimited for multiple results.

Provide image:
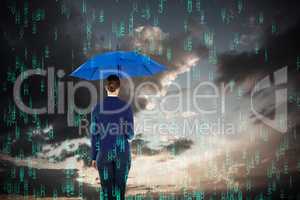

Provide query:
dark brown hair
left=105, top=74, right=120, bottom=93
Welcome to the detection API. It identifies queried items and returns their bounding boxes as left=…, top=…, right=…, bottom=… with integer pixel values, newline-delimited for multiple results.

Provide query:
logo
left=250, top=66, right=288, bottom=133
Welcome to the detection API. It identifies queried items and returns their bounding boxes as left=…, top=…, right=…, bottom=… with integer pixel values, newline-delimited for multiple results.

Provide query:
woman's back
left=91, top=96, right=134, bottom=162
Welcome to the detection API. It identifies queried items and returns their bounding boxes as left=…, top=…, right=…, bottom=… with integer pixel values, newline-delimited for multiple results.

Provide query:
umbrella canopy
left=69, top=51, right=167, bottom=80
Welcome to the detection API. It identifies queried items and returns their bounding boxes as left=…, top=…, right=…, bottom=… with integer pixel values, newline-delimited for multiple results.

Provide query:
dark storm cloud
left=216, top=17, right=300, bottom=131
left=42, top=143, right=91, bottom=167
left=130, top=134, right=193, bottom=156
left=216, top=0, right=300, bottom=86
left=0, top=156, right=102, bottom=199
left=163, top=138, right=193, bottom=155
left=131, top=137, right=160, bottom=156
left=216, top=20, right=300, bottom=86
left=0, top=0, right=87, bottom=151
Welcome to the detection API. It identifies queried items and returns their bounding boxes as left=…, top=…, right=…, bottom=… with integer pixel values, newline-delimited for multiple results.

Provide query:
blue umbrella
left=69, top=51, right=167, bottom=80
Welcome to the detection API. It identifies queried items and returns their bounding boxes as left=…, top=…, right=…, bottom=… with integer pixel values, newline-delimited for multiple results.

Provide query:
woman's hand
left=91, top=160, right=97, bottom=169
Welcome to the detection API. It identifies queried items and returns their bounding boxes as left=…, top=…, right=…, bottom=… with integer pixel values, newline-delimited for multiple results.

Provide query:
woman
left=90, top=74, right=134, bottom=200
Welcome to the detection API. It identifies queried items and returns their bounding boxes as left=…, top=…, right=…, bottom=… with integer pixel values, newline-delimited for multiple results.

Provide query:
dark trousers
left=97, top=151, right=131, bottom=200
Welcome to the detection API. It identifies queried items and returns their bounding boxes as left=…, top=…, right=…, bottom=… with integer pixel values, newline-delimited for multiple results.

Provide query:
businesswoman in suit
left=90, top=74, right=134, bottom=200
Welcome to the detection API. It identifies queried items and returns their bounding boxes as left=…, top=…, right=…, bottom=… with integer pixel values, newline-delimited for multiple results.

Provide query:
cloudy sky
left=1, top=0, right=300, bottom=199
